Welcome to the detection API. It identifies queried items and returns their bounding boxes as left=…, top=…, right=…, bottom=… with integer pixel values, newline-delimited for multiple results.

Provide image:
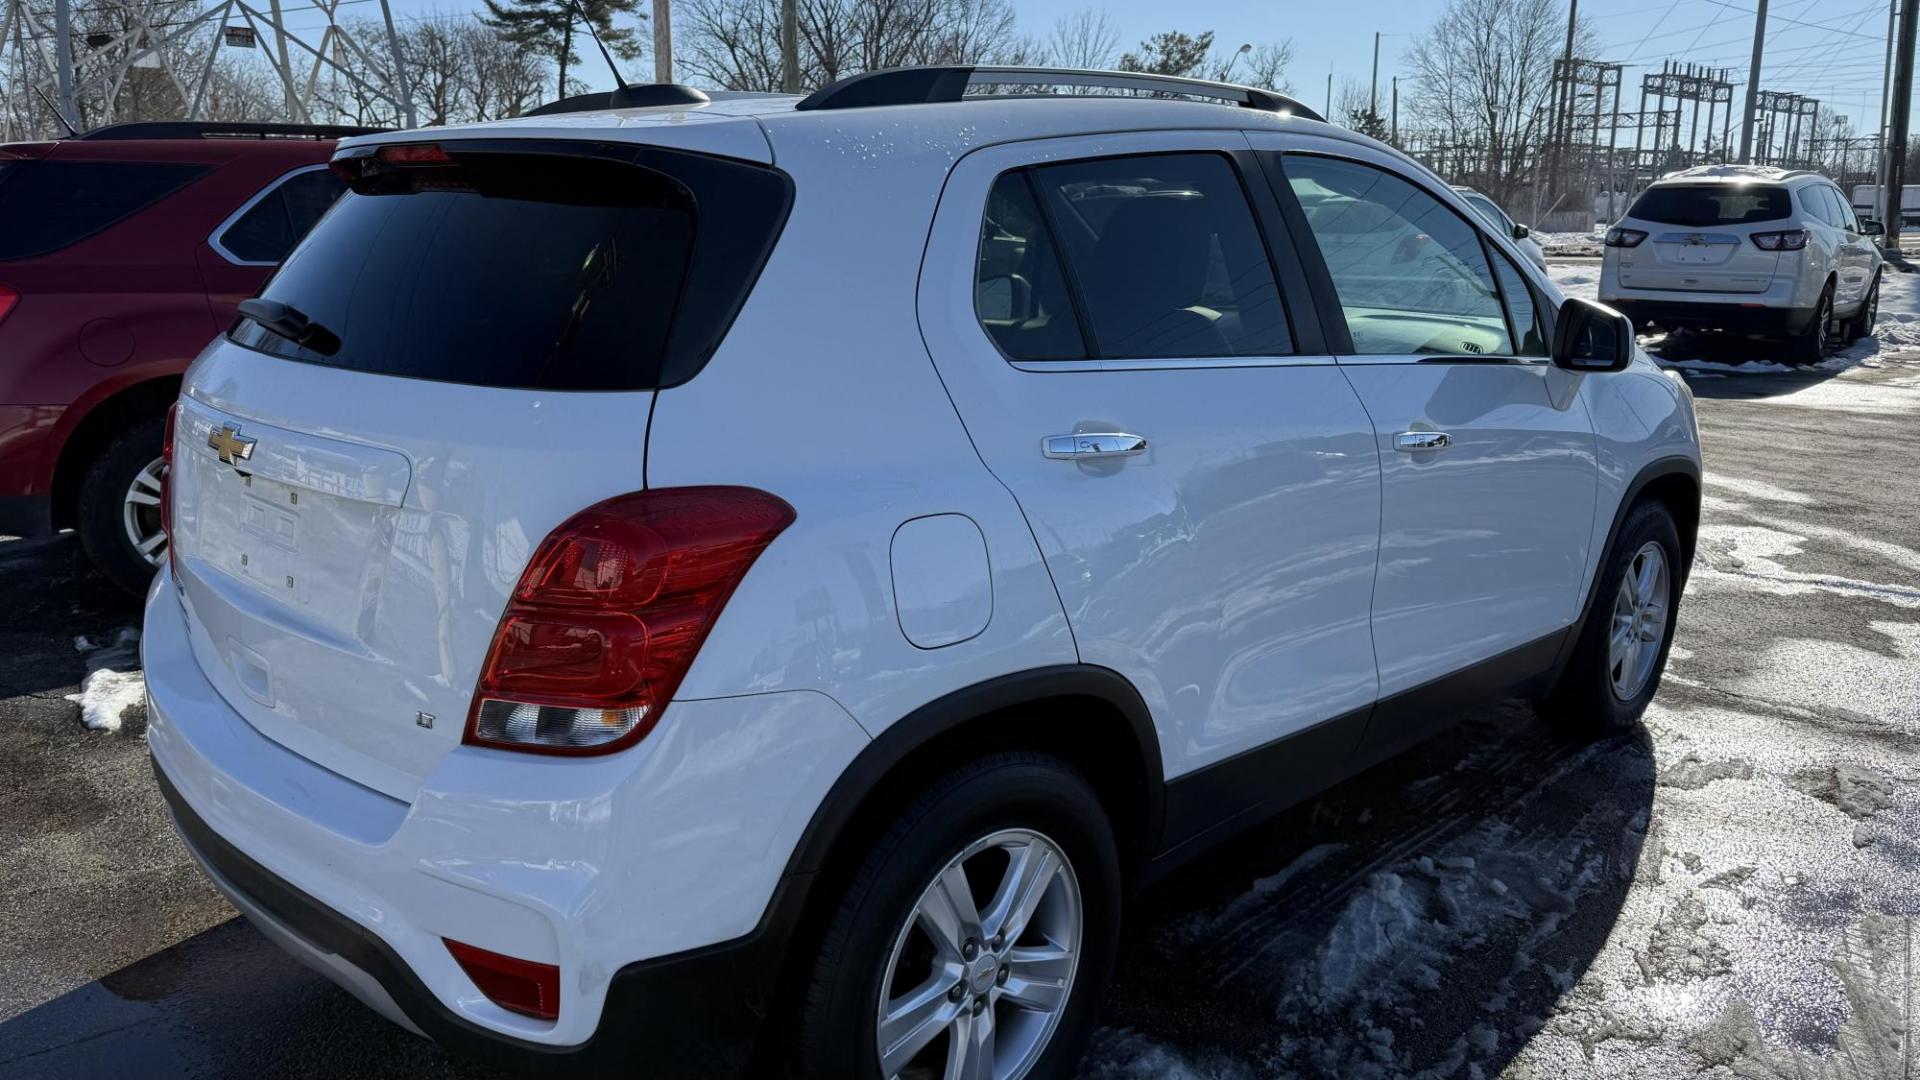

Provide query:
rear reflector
left=465, top=486, right=795, bottom=755
left=0, top=284, right=17, bottom=324
left=443, top=939, right=559, bottom=1021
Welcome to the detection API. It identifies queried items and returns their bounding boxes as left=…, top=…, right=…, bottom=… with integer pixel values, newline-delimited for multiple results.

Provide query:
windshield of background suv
left=230, top=143, right=791, bottom=391
left=1627, top=184, right=1791, bottom=227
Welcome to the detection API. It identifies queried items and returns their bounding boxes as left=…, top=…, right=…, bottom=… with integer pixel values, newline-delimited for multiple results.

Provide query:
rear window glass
left=230, top=143, right=791, bottom=391
left=0, top=160, right=208, bottom=260
left=1627, top=184, right=1790, bottom=227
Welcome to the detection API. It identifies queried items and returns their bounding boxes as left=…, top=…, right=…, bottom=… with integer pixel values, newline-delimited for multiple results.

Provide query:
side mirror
left=1512, top=223, right=1532, bottom=240
left=1860, top=218, right=1885, bottom=237
left=1551, top=297, right=1634, bottom=373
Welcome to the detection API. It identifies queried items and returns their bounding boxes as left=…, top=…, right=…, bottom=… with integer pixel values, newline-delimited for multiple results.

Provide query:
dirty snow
left=65, top=627, right=145, bottom=734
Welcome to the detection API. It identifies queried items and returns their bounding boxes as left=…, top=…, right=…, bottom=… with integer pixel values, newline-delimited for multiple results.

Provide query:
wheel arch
left=1554, top=454, right=1700, bottom=679
left=51, top=375, right=182, bottom=529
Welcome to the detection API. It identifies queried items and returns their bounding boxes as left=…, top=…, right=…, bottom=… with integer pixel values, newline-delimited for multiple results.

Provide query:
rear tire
left=77, top=415, right=168, bottom=597
left=1843, top=272, right=1880, bottom=344
left=795, top=753, right=1120, bottom=1080
left=1786, top=284, right=1835, bottom=365
left=1546, top=500, right=1684, bottom=739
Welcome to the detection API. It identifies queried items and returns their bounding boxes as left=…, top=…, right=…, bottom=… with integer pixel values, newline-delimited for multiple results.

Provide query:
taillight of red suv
left=0, top=284, right=18, bottom=325
left=465, top=487, right=795, bottom=755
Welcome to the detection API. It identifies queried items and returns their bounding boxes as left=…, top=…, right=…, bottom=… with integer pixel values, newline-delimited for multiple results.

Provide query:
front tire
left=77, top=415, right=169, bottom=597
left=796, top=753, right=1120, bottom=1080
left=1547, top=500, right=1684, bottom=738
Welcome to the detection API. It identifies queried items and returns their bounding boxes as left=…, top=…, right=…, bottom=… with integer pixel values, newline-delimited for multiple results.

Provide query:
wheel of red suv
left=796, top=753, right=1120, bottom=1080
left=1844, top=272, right=1880, bottom=344
left=77, top=415, right=168, bottom=596
left=1546, top=500, right=1683, bottom=739
left=1787, top=283, right=1835, bottom=364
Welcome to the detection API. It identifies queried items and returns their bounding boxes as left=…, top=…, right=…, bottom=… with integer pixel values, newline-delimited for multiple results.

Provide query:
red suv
left=0, top=121, right=373, bottom=592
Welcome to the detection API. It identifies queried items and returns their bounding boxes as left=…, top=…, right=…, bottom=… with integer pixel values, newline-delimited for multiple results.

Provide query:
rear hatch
left=1614, top=183, right=1788, bottom=293
left=169, top=135, right=791, bottom=801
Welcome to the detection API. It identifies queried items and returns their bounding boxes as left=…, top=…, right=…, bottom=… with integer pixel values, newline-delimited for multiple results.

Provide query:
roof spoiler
left=525, top=84, right=712, bottom=117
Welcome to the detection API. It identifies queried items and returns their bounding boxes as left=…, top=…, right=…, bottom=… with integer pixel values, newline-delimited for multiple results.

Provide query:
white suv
left=1599, top=165, right=1883, bottom=363
left=145, top=67, right=1701, bottom=1080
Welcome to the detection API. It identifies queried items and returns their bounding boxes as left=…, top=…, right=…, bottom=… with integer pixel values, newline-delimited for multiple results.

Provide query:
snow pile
left=1656, top=754, right=1754, bottom=791
left=66, top=627, right=145, bottom=734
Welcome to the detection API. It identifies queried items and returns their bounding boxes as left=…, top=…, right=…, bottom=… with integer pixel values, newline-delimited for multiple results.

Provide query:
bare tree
left=1236, top=42, right=1294, bottom=93
left=677, top=0, right=1016, bottom=91
left=1404, top=0, right=1592, bottom=204
left=1043, top=9, right=1116, bottom=70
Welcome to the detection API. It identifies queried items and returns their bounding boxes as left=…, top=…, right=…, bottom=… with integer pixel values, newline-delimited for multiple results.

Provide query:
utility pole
left=1878, top=0, right=1897, bottom=229
left=1738, top=0, right=1768, bottom=163
left=1548, top=0, right=1578, bottom=198
left=780, top=0, right=798, bottom=93
left=1391, top=76, right=1399, bottom=144
left=653, top=0, right=672, bottom=82
left=1887, top=0, right=1918, bottom=250
left=52, top=0, right=75, bottom=129
left=1326, top=71, right=1333, bottom=119
left=1370, top=31, right=1380, bottom=117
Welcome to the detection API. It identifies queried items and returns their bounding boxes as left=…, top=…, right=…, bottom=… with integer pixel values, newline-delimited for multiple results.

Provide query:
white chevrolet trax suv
left=1599, top=164, right=1884, bottom=363
left=145, top=67, right=1702, bottom=1080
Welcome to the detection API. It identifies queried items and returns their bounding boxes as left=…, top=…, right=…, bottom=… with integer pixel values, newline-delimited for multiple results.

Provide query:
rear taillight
left=0, top=283, right=18, bottom=324
left=1604, top=227, right=1648, bottom=248
left=160, top=402, right=178, bottom=572
left=443, top=939, right=559, bottom=1021
left=1751, top=229, right=1809, bottom=251
left=465, top=486, right=795, bottom=755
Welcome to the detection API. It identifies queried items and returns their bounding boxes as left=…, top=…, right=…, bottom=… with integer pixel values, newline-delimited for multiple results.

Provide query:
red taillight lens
left=160, top=402, right=178, bottom=562
left=0, top=283, right=18, bottom=324
left=443, top=939, right=559, bottom=1021
left=465, top=486, right=795, bottom=755
left=1751, top=228, right=1809, bottom=251
left=1604, top=227, right=1648, bottom=248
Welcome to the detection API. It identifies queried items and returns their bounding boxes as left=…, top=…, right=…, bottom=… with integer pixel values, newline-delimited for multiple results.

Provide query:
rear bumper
left=1603, top=297, right=1818, bottom=336
left=143, top=567, right=868, bottom=1075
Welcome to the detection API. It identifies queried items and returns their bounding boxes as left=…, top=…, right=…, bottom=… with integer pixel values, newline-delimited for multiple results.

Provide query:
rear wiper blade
left=236, top=298, right=342, bottom=356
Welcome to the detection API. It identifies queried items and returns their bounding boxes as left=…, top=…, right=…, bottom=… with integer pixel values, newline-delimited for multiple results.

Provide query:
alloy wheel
left=875, top=828, right=1081, bottom=1080
left=122, top=457, right=167, bottom=567
left=1608, top=541, right=1670, bottom=701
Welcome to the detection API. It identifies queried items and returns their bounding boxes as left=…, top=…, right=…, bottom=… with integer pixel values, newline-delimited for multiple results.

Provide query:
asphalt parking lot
left=3, top=308, right=1918, bottom=1078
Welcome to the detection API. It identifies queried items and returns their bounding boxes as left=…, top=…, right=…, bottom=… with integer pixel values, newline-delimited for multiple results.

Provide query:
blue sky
left=281, top=0, right=1908, bottom=130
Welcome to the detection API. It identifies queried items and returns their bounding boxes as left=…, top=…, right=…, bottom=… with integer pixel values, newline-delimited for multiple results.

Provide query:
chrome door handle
left=1393, top=431, right=1452, bottom=452
left=1043, top=433, right=1148, bottom=460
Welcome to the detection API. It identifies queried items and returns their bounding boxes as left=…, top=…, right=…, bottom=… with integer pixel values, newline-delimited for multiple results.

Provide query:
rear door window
left=217, top=167, right=348, bottom=264
left=1627, top=184, right=1791, bottom=226
left=0, top=160, right=208, bottom=260
left=976, top=173, right=1089, bottom=360
left=1027, top=153, right=1293, bottom=359
left=230, top=142, right=791, bottom=391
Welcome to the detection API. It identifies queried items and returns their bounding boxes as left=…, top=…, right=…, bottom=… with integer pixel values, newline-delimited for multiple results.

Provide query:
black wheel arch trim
left=781, top=664, right=1168, bottom=880
left=1552, top=454, right=1700, bottom=679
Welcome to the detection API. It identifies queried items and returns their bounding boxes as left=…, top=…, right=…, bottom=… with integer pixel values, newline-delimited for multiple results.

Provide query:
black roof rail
left=795, top=65, right=1326, bottom=122
left=77, top=121, right=385, bottom=141
left=525, top=84, right=711, bottom=117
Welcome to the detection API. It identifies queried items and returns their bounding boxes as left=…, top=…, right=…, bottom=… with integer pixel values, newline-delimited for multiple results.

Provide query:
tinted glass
left=222, top=168, right=349, bottom=263
left=1800, top=186, right=1836, bottom=226
left=1030, top=153, right=1292, bottom=359
left=1463, top=193, right=1510, bottom=233
left=1490, top=249, right=1546, bottom=356
left=1627, top=184, right=1791, bottom=226
left=231, top=146, right=790, bottom=391
left=976, top=172, right=1088, bottom=360
left=0, top=160, right=207, bottom=260
left=1286, top=155, right=1512, bottom=356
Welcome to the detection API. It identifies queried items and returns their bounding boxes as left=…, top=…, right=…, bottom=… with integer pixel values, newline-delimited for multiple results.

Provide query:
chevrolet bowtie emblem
left=208, top=424, right=256, bottom=466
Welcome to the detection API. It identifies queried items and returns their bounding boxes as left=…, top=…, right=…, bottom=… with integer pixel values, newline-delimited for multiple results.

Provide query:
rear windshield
left=229, top=142, right=791, bottom=391
left=0, top=160, right=208, bottom=260
left=1628, top=184, right=1790, bottom=227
